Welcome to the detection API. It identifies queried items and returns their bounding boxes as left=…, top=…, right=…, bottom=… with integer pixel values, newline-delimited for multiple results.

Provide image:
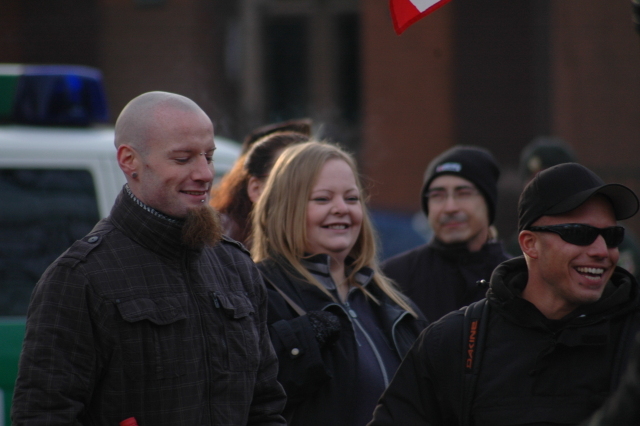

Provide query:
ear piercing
left=132, top=172, right=138, bottom=178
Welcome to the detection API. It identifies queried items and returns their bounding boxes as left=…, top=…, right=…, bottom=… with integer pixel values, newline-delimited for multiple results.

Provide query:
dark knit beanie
left=518, top=136, right=577, bottom=180
left=421, top=146, right=501, bottom=224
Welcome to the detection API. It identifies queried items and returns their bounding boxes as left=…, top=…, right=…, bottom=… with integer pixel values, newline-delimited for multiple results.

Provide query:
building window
left=264, top=17, right=310, bottom=122
left=239, top=0, right=360, bottom=150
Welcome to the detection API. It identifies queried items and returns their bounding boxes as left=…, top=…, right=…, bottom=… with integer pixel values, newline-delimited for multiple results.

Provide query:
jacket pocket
left=116, top=296, right=187, bottom=381
left=212, top=291, right=260, bottom=372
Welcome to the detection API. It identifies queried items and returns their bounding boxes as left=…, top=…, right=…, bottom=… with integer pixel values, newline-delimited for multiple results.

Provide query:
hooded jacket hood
left=486, top=257, right=640, bottom=329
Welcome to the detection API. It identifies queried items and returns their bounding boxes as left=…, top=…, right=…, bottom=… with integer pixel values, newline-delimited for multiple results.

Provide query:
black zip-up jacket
left=12, top=188, right=286, bottom=426
left=369, top=257, right=640, bottom=426
left=259, top=257, right=427, bottom=426
left=382, top=238, right=510, bottom=322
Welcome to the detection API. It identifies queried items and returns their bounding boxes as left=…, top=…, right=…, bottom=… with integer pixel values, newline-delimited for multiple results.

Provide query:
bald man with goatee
left=12, top=91, right=287, bottom=426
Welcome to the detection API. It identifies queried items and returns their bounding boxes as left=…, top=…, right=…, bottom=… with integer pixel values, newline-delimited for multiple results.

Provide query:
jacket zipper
left=349, top=301, right=391, bottom=386
left=327, top=299, right=392, bottom=387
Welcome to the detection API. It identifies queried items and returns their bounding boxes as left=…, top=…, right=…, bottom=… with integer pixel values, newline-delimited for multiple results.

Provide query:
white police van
left=0, top=64, right=240, bottom=425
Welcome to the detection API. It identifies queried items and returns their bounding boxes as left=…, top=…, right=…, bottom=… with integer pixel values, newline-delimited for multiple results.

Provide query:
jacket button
left=87, top=236, right=99, bottom=243
left=291, top=348, right=300, bottom=356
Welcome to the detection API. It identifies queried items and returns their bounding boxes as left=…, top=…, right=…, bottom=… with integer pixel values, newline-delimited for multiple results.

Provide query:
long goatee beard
left=181, top=205, right=223, bottom=249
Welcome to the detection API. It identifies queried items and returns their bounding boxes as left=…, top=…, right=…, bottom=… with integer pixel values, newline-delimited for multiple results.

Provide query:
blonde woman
left=252, top=141, right=427, bottom=426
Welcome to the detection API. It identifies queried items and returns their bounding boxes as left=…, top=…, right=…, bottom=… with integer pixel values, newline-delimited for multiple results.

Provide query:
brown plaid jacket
left=12, top=188, right=286, bottom=425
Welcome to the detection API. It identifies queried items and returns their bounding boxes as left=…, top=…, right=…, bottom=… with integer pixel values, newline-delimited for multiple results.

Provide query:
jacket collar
left=110, top=185, right=193, bottom=261
left=487, top=256, right=640, bottom=328
left=300, top=253, right=374, bottom=292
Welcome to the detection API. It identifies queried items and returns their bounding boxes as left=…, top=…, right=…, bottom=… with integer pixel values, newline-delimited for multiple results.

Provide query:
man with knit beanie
left=382, top=145, right=510, bottom=322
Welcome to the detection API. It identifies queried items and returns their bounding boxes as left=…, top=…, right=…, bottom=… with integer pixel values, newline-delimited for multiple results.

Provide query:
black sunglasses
left=527, top=223, right=625, bottom=248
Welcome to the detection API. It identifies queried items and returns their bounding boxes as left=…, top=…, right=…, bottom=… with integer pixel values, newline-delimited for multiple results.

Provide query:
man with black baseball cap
left=369, top=162, right=640, bottom=426
left=508, top=138, right=640, bottom=282
left=383, top=145, right=510, bottom=322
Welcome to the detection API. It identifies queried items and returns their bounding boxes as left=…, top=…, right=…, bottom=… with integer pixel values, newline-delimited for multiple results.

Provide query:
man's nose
left=193, top=155, right=214, bottom=182
left=443, top=193, right=460, bottom=211
left=587, top=234, right=611, bottom=258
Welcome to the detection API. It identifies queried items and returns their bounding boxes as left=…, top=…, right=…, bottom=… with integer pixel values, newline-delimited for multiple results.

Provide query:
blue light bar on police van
left=0, top=64, right=109, bottom=126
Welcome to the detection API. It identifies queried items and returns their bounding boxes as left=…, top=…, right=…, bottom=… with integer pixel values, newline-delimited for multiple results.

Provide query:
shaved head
left=115, top=91, right=207, bottom=155
left=114, top=91, right=216, bottom=218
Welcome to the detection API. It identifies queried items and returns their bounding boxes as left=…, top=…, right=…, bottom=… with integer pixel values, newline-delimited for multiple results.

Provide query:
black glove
left=307, top=310, right=342, bottom=348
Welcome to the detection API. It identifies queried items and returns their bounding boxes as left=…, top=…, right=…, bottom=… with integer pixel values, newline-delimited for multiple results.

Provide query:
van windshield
left=0, top=168, right=100, bottom=316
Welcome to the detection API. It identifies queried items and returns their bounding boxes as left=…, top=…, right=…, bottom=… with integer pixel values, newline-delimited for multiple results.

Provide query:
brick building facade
left=2, top=0, right=639, bottom=237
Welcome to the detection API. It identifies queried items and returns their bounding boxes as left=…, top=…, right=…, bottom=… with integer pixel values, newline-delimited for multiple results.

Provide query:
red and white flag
left=389, top=0, right=452, bottom=35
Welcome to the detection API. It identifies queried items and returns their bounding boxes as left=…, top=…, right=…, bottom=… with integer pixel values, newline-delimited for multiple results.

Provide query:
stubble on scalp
left=181, top=205, right=223, bottom=249
left=115, top=91, right=206, bottom=154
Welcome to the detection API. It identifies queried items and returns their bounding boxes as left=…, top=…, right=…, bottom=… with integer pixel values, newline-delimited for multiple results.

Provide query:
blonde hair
left=252, top=140, right=416, bottom=316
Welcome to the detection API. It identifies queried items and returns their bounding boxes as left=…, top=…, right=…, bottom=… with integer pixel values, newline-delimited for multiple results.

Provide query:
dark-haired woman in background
left=210, top=131, right=309, bottom=247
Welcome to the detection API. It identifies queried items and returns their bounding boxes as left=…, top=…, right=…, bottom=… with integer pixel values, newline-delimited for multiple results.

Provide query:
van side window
left=0, top=168, right=100, bottom=316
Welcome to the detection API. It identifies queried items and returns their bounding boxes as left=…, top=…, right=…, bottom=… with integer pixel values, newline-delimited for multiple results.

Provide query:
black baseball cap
left=518, top=162, right=639, bottom=231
